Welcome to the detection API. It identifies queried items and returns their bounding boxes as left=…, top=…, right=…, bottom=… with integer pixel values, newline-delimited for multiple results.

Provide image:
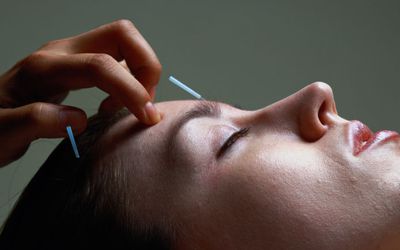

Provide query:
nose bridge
left=251, top=82, right=341, bottom=142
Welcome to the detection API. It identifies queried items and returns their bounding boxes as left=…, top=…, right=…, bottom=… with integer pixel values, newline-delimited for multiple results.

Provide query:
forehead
left=101, top=100, right=195, bottom=144
left=92, top=101, right=192, bottom=170
left=156, top=100, right=197, bottom=120
left=108, top=100, right=236, bottom=135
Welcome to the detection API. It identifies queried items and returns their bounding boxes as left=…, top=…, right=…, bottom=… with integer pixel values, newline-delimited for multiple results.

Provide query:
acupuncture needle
left=65, top=76, right=200, bottom=158
left=66, top=125, right=80, bottom=158
left=168, top=75, right=205, bottom=100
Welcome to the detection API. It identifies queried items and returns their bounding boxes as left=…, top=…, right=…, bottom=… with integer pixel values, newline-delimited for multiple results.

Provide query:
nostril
left=298, top=100, right=328, bottom=142
left=318, top=101, right=330, bottom=126
left=298, top=82, right=338, bottom=142
left=318, top=98, right=339, bottom=128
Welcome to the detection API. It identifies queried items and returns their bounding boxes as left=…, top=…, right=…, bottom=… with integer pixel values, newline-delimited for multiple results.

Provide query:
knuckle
left=23, top=51, right=48, bottom=67
left=40, top=38, right=65, bottom=49
left=28, top=102, right=46, bottom=124
left=112, top=19, right=138, bottom=36
left=85, top=53, right=116, bottom=74
left=18, top=51, right=49, bottom=78
left=113, top=19, right=136, bottom=30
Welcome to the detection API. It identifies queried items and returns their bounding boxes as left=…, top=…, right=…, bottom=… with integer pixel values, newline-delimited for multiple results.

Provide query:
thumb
left=1, top=102, right=87, bottom=141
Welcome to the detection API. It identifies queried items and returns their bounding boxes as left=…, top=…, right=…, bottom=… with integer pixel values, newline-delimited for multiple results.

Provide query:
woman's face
left=100, top=82, right=400, bottom=249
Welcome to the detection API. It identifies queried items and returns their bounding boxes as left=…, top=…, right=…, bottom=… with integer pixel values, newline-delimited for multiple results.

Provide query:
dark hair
left=0, top=109, right=171, bottom=249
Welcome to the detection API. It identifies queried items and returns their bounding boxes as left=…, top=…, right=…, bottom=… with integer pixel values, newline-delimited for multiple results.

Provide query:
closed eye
left=217, top=127, right=250, bottom=158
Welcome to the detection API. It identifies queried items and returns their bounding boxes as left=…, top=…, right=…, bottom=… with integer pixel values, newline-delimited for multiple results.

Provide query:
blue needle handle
left=168, top=75, right=205, bottom=100
left=66, top=125, right=80, bottom=158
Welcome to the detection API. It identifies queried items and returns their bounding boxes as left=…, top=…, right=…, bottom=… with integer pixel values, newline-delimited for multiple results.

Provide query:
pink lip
left=349, top=120, right=400, bottom=155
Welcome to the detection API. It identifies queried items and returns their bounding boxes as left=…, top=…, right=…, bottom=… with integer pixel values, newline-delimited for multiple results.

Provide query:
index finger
left=58, top=19, right=162, bottom=97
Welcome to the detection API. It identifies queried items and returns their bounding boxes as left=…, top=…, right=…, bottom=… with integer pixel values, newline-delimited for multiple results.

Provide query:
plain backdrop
left=1, top=0, right=400, bottom=226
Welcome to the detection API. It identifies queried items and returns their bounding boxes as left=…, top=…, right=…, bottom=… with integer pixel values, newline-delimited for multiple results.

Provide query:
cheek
left=212, top=141, right=329, bottom=207
left=204, top=143, right=322, bottom=220
left=203, top=142, right=362, bottom=240
left=181, top=132, right=400, bottom=248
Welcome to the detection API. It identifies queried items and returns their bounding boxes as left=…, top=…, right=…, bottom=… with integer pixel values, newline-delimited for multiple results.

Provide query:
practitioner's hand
left=0, top=19, right=162, bottom=167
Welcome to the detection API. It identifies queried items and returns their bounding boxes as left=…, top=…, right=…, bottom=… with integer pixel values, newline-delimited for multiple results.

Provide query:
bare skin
left=98, top=82, right=400, bottom=250
left=0, top=19, right=162, bottom=167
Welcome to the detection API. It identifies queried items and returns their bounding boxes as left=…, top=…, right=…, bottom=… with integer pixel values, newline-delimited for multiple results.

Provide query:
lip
left=349, top=120, right=400, bottom=156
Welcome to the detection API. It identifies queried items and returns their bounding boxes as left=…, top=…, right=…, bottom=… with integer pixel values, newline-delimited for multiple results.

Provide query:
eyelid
left=217, top=127, right=250, bottom=158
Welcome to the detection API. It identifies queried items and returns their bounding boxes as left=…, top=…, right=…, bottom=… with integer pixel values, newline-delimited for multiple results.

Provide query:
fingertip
left=59, top=108, right=87, bottom=134
left=143, top=101, right=162, bottom=125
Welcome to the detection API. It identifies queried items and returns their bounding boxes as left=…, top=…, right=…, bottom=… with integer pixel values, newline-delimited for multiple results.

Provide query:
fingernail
left=144, top=101, right=161, bottom=124
left=59, top=109, right=87, bottom=133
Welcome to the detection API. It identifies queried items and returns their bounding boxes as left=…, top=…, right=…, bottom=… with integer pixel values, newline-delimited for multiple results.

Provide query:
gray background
left=1, top=0, right=399, bottom=226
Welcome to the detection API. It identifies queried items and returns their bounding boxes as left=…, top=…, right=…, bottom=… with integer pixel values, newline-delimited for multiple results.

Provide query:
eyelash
left=217, top=127, right=250, bottom=158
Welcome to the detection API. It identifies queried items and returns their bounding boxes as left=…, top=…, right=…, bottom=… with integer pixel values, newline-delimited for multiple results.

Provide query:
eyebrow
left=169, top=101, right=222, bottom=138
left=164, top=101, right=222, bottom=163
left=165, top=101, right=243, bottom=165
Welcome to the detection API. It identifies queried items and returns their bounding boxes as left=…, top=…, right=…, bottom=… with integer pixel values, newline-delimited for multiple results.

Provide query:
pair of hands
left=0, top=19, right=162, bottom=167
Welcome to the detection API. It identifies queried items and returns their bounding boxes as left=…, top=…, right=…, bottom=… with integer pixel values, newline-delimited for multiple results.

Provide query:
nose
left=253, top=82, right=344, bottom=142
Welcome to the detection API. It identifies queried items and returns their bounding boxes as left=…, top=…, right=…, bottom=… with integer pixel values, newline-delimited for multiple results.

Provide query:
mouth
left=349, top=120, right=400, bottom=156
